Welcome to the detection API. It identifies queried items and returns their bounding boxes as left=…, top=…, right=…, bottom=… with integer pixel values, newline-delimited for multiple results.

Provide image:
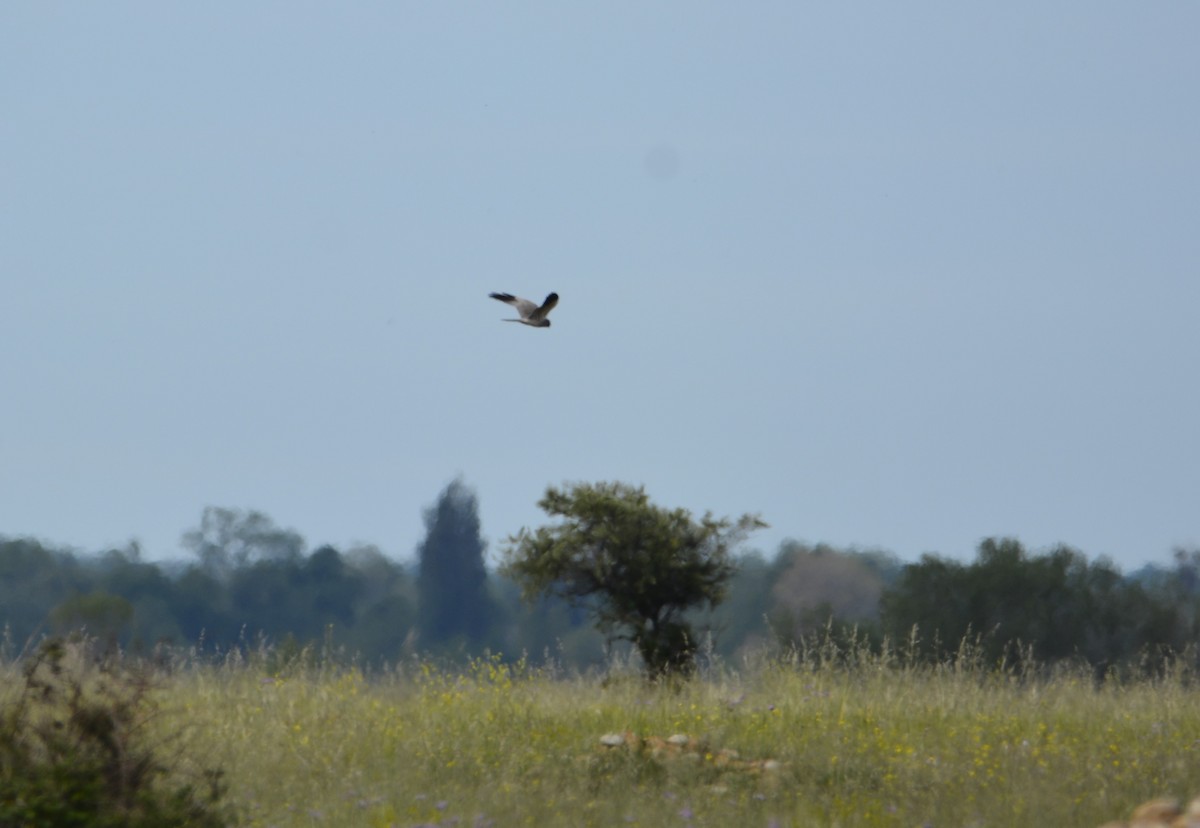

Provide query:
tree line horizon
left=3, top=478, right=1198, bottom=676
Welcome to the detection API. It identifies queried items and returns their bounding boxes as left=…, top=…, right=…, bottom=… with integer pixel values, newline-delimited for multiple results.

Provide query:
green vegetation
left=0, top=640, right=228, bottom=827
left=880, top=538, right=1192, bottom=671
left=2, top=480, right=1198, bottom=680
left=501, top=481, right=766, bottom=677
left=2, top=524, right=1197, bottom=680
left=7, top=635, right=1199, bottom=827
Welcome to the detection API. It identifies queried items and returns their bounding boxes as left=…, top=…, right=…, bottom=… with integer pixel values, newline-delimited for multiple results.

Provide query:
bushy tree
left=500, top=482, right=765, bottom=678
left=415, top=478, right=490, bottom=651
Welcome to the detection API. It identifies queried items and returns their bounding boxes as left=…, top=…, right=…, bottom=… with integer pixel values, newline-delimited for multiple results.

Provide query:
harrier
left=488, top=291, right=559, bottom=328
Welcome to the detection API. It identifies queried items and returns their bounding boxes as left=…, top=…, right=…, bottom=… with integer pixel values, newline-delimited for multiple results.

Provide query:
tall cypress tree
left=415, top=478, right=490, bottom=650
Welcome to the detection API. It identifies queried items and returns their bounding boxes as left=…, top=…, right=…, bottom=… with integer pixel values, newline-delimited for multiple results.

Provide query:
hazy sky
left=3, top=4, right=1197, bottom=571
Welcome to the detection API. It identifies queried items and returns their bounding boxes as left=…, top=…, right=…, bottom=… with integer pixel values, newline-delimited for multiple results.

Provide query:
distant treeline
left=3, top=493, right=1198, bottom=672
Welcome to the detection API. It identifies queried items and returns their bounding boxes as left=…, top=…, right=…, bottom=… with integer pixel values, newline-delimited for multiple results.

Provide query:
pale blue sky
left=2, top=4, right=1197, bottom=570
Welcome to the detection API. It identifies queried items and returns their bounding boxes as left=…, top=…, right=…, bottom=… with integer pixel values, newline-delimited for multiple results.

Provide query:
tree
left=181, top=507, right=304, bottom=580
left=415, top=478, right=491, bottom=650
left=172, top=566, right=238, bottom=645
left=302, top=546, right=364, bottom=628
left=500, top=482, right=765, bottom=678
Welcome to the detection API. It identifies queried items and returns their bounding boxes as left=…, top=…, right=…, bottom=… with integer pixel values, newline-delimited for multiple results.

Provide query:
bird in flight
left=488, top=291, right=559, bottom=328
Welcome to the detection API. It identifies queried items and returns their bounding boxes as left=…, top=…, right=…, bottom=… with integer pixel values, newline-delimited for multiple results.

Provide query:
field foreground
left=97, top=648, right=1200, bottom=827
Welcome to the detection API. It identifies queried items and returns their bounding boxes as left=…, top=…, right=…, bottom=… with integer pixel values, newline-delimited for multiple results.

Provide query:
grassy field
left=120, top=638, right=1197, bottom=828
left=10, top=639, right=1200, bottom=827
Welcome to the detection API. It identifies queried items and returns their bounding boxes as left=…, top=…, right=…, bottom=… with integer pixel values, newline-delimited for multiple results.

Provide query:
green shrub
left=0, top=639, right=229, bottom=828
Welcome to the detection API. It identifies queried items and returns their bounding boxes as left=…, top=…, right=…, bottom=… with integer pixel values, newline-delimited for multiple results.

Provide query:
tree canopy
left=500, top=481, right=766, bottom=677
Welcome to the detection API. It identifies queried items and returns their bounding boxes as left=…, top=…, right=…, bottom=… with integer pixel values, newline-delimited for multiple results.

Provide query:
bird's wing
left=489, top=292, right=538, bottom=318
left=528, top=292, right=559, bottom=321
